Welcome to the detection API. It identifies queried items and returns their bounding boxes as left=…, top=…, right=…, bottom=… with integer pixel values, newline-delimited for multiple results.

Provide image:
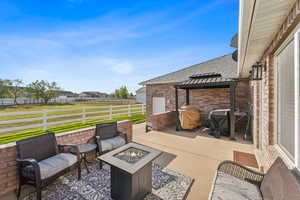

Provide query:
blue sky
left=0, top=0, right=238, bottom=93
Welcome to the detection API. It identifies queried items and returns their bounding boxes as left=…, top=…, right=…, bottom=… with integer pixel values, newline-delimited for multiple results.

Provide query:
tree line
left=111, top=86, right=133, bottom=99
left=0, top=79, right=60, bottom=104
left=0, top=79, right=134, bottom=104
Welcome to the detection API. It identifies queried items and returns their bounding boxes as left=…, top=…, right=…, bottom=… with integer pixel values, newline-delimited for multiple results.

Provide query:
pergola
left=174, top=73, right=237, bottom=140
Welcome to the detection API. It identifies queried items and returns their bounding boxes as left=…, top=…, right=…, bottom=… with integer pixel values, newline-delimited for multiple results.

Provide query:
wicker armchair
left=16, top=132, right=81, bottom=200
left=92, top=122, right=128, bottom=168
left=209, top=158, right=300, bottom=200
left=217, top=160, right=264, bottom=186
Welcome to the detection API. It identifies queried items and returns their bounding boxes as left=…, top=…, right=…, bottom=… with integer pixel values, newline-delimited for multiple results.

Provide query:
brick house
left=140, top=0, right=300, bottom=174
left=239, top=0, right=300, bottom=172
left=140, top=53, right=251, bottom=135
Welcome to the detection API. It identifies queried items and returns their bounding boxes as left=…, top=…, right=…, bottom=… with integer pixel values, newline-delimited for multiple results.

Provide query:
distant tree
left=7, top=79, right=24, bottom=104
left=0, top=79, right=10, bottom=98
left=114, top=88, right=120, bottom=98
left=28, top=80, right=60, bottom=104
left=129, top=92, right=134, bottom=97
left=119, top=86, right=129, bottom=99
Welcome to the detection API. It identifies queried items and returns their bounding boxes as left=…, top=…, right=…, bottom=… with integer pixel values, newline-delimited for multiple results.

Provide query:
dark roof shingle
left=177, top=73, right=235, bottom=89
left=139, top=53, right=237, bottom=85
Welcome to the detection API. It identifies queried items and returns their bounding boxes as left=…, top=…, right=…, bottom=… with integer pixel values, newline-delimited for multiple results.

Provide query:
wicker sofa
left=209, top=157, right=300, bottom=200
left=16, top=132, right=81, bottom=200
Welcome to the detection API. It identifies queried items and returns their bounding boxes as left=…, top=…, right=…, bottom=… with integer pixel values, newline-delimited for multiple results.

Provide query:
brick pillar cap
left=118, top=120, right=133, bottom=124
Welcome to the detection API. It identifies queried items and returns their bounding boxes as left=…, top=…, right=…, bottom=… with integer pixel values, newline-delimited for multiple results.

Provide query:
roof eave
left=238, top=0, right=296, bottom=78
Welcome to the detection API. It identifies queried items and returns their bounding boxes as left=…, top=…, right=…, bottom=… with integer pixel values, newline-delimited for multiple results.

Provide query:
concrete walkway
left=133, top=123, right=255, bottom=200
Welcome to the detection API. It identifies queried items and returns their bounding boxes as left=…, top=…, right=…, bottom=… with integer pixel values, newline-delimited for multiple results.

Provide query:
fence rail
left=0, top=97, right=137, bottom=105
left=0, top=104, right=146, bottom=134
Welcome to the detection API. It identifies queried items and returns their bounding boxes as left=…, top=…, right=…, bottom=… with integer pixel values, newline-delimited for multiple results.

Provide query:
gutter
left=238, top=0, right=257, bottom=77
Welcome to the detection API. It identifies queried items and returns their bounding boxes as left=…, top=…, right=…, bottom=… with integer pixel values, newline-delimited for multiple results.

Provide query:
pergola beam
left=185, top=89, right=190, bottom=105
left=175, top=86, right=181, bottom=131
left=229, top=82, right=236, bottom=140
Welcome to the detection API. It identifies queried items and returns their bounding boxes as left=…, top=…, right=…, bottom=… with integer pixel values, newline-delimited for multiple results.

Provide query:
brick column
left=117, top=120, right=133, bottom=142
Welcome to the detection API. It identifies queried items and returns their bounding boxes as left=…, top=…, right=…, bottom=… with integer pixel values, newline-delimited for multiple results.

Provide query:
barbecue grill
left=208, top=109, right=230, bottom=138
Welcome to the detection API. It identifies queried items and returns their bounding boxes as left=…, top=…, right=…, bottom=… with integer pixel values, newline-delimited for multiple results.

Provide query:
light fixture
left=250, top=62, right=263, bottom=80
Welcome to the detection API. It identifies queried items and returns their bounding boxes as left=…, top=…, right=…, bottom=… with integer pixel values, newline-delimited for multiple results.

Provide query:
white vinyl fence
left=0, top=104, right=146, bottom=134
left=0, top=97, right=77, bottom=105
left=0, top=97, right=137, bottom=105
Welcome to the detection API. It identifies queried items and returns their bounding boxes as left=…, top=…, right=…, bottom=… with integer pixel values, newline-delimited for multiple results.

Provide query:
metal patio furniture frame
left=91, top=122, right=128, bottom=169
left=16, top=132, right=81, bottom=200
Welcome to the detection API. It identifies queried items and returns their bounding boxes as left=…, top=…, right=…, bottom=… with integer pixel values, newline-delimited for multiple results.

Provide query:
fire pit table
left=99, top=142, right=162, bottom=200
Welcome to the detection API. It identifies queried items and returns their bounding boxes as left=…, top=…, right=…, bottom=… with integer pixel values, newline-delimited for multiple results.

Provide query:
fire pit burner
left=114, top=147, right=149, bottom=164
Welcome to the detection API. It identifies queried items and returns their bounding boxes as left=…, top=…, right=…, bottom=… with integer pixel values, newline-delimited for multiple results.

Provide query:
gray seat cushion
left=260, top=158, right=300, bottom=200
left=100, top=136, right=126, bottom=151
left=209, top=172, right=262, bottom=200
left=22, top=153, right=78, bottom=180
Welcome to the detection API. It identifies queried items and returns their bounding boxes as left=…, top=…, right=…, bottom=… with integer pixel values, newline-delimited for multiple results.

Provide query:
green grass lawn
left=0, top=114, right=145, bottom=144
left=0, top=103, right=145, bottom=144
left=0, top=102, right=119, bottom=113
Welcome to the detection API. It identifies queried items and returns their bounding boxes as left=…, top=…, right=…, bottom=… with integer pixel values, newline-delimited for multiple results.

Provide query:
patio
left=2, top=122, right=256, bottom=200
left=133, top=123, right=254, bottom=199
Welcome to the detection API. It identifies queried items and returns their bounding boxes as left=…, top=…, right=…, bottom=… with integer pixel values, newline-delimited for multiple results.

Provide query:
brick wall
left=250, top=0, right=300, bottom=172
left=251, top=53, right=290, bottom=171
left=0, top=120, right=133, bottom=198
left=146, top=80, right=250, bottom=126
left=146, top=83, right=185, bottom=123
left=151, top=111, right=177, bottom=131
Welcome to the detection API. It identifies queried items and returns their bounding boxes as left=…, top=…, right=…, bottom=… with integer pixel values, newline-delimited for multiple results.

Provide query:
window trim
left=294, top=29, right=300, bottom=169
left=276, top=38, right=296, bottom=161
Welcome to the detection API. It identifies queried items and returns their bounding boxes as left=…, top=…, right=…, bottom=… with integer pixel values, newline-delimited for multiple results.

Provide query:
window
left=152, top=97, right=165, bottom=114
left=277, top=39, right=295, bottom=160
left=294, top=30, right=300, bottom=169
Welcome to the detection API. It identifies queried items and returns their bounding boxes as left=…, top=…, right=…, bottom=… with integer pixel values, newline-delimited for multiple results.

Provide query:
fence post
left=142, top=104, right=145, bottom=114
left=82, top=107, right=86, bottom=124
left=128, top=104, right=131, bottom=117
left=109, top=105, right=112, bottom=120
left=43, top=110, right=47, bottom=131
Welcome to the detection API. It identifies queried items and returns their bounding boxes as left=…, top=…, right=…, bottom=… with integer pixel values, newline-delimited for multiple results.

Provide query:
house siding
left=146, top=80, right=250, bottom=128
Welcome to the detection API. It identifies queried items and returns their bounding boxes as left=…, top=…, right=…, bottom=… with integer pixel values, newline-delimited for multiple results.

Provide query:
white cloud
left=101, top=58, right=134, bottom=75
left=0, top=0, right=233, bottom=93
left=112, top=62, right=134, bottom=75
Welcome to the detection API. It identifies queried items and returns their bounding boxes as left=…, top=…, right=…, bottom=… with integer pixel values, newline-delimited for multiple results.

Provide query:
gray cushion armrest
left=16, top=158, right=41, bottom=181
left=95, top=136, right=102, bottom=152
left=87, top=137, right=96, bottom=144
left=117, top=131, right=128, bottom=143
left=218, top=160, right=264, bottom=186
left=58, top=144, right=80, bottom=161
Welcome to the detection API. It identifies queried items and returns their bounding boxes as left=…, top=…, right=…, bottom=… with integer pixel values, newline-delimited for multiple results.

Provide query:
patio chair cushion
left=96, top=122, right=118, bottom=140
left=260, top=158, right=300, bottom=200
left=100, top=136, right=126, bottom=152
left=22, top=153, right=77, bottom=180
left=209, top=171, right=262, bottom=200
